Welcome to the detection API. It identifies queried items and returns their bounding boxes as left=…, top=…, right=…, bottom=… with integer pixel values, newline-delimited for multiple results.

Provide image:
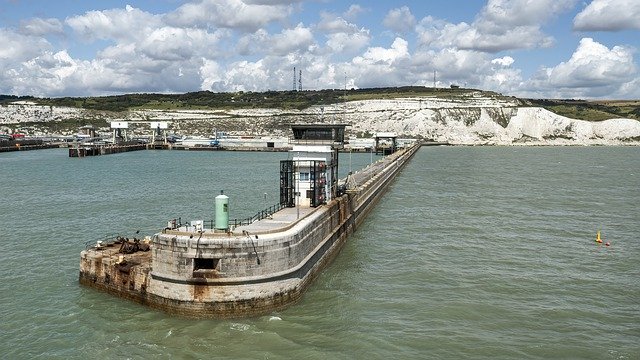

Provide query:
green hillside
left=2, top=87, right=508, bottom=112
left=524, top=98, right=640, bottom=121
left=2, top=88, right=639, bottom=121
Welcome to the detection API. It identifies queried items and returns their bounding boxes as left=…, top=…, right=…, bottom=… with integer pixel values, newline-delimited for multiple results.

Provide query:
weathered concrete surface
left=79, top=142, right=421, bottom=318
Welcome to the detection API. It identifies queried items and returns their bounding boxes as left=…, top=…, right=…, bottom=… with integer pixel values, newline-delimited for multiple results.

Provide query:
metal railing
left=229, top=202, right=287, bottom=228
left=165, top=202, right=287, bottom=231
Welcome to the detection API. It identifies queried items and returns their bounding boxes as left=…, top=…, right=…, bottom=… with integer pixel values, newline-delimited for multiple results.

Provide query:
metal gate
left=279, top=160, right=295, bottom=207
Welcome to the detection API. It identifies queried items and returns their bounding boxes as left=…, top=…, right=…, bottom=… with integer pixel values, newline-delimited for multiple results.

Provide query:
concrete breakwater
left=0, top=142, right=60, bottom=152
left=79, top=141, right=421, bottom=318
left=68, top=143, right=147, bottom=157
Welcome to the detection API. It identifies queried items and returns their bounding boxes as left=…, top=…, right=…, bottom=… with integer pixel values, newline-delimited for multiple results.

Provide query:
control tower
left=280, top=124, right=346, bottom=208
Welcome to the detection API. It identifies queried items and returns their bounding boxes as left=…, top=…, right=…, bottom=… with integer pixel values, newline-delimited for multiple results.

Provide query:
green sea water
left=0, top=147, right=638, bottom=359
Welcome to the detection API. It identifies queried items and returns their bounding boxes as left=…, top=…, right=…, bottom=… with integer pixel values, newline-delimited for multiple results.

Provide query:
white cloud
left=242, top=0, right=302, bottom=4
left=236, top=29, right=270, bottom=55
left=383, top=6, right=416, bottom=33
left=66, top=6, right=161, bottom=42
left=325, top=31, right=370, bottom=53
left=166, top=0, right=291, bottom=32
left=349, top=38, right=411, bottom=87
left=407, top=46, right=525, bottom=92
left=270, top=24, right=316, bottom=56
left=316, top=12, right=370, bottom=54
left=418, top=0, right=575, bottom=52
left=614, top=77, right=640, bottom=99
left=233, top=23, right=317, bottom=57
left=574, top=0, right=640, bottom=31
left=526, top=38, right=637, bottom=97
left=219, top=59, right=270, bottom=92
left=478, top=0, right=576, bottom=28
left=486, top=67, right=522, bottom=88
left=18, top=51, right=79, bottom=95
left=200, top=59, right=223, bottom=90
left=138, top=27, right=225, bottom=61
left=1, top=0, right=636, bottom=100
left=430, top=49, right=490, bottom=81
left=317, top=12, right=358, bottom=34
left=492, top=56, right=514, bottom=67
left=19, top=18, right=64, bottom=36
left=0, top=29, right=51, bottom=63
left=357, top=37, right=409, bottom=65
left=344, top=5, right=365, bottom=20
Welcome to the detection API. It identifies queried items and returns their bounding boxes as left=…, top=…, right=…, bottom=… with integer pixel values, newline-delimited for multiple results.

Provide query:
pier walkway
left=234, top=207, right=315, bottom=234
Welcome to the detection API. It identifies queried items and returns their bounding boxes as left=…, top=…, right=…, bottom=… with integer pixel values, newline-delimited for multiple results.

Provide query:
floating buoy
left=596, top=231, right=603, bottom=243
left=605, top=242, right=610, bottom=247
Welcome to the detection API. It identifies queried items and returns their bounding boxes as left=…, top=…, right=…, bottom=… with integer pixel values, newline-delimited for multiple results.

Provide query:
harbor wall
left=79, top=142, right=421, bottom=317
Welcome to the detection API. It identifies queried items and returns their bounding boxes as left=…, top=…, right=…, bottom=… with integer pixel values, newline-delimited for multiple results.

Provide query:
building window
left=299, top=172, right=310, bottom=181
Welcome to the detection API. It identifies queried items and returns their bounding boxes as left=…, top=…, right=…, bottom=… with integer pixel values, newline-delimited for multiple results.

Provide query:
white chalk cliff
left=338, top=99, right=640, bottom=145
left=2, top=95, right=639, bottom=145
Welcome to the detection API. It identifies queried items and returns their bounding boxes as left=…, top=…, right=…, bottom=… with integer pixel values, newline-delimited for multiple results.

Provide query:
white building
left=280, top=124, right=346, bottom=208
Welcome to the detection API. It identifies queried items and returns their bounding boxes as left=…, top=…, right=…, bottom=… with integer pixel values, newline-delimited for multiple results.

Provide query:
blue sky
left=0, top=0, right=638, bottom=99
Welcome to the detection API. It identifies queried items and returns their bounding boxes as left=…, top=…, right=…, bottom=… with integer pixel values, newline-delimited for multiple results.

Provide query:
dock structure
left=79, top=125, right=421, bottom=318
left=68, top=143, right=146, bottom=157
left=1, top=134, right=61, bottom=152
left=375, top=132, right=397, bottom=155
left=0, top=141, right=59, bottom=152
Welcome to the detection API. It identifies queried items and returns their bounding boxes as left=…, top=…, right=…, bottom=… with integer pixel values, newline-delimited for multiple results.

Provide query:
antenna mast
left=293, top=67, right=296, bottom=91
left=298, top=70, right=302, bottom=91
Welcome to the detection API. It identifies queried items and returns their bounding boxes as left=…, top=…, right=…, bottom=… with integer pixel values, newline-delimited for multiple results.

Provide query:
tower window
left=194, top=258, right=219, bottom=270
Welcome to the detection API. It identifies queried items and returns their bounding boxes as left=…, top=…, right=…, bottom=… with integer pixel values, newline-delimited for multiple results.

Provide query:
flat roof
left=376, top=132, right=397, bottom=138
left=290, top=124, right=348, bottom=129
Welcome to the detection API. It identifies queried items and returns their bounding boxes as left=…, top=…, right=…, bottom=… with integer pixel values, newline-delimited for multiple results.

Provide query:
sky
left=0, top=0, right=639, bottom=99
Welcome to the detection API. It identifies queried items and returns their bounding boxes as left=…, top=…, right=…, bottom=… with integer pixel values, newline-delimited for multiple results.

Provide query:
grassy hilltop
left=2, top=87, right=639, bottom=121
left=524, top=98, right=640, bottom=121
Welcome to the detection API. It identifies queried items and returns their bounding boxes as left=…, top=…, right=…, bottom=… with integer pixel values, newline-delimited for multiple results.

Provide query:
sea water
left=0, top=147, right=638, bottom=359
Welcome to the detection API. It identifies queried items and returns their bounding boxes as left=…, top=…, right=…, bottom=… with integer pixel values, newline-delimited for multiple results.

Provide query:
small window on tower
left=299, top=172, right=310, bottom=181
left=194, top=258, right=219, bottom=270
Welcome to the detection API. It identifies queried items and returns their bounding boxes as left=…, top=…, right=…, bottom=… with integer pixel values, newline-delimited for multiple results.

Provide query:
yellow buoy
left=596, top=231, right=602, bottom=243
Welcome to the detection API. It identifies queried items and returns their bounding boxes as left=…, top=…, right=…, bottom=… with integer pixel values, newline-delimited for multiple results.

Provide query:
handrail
left=166, top=202, right=286, bottom=231
left=242, top=230, right=261, bottom=265
left=229, top=202, right=285, bottom=228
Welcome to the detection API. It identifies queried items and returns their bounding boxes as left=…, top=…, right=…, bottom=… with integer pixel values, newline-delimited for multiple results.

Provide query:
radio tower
left=298, top=70, right=302, bottom=91
left=293, top=67, right=296, bottom=91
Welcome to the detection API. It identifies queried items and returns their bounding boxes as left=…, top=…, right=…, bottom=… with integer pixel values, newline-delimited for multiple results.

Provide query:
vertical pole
left=295, top=155, right=299, bottom=219
left=370, top=145, right=373, bottom=164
